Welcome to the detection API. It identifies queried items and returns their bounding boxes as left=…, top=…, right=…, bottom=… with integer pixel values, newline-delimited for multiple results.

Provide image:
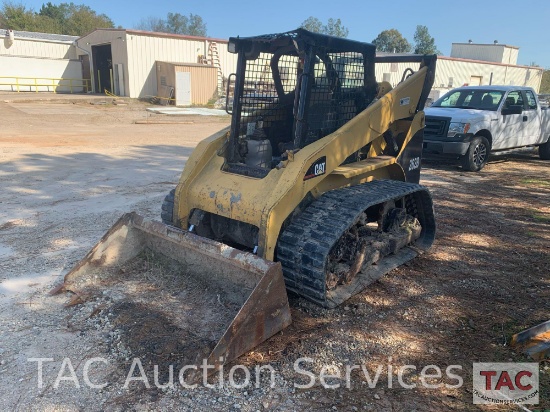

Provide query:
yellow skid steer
left=53, top=29, right=437, bottom=377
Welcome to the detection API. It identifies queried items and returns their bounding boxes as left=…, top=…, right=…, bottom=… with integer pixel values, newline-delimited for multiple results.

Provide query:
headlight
left=447, top=122, right=470, bottom=137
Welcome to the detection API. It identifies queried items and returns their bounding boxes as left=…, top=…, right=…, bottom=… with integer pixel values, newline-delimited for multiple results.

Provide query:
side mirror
left=225, top=73, right=236, bottom=115
left=501, top=105, right=523, bottom=115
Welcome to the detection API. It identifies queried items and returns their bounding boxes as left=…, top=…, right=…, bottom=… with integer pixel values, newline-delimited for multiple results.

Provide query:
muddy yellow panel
left=174, top=67, right=429, bottom=260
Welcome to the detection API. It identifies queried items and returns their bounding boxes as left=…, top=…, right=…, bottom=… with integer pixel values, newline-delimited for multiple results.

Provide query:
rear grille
left=424, top=116, right=451, bottom=138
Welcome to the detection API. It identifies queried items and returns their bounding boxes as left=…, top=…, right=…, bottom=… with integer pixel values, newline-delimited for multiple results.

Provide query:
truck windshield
left=432, top=89, right=505, bottom=111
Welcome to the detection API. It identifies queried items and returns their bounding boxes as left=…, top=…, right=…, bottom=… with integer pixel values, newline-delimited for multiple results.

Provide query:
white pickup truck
left=423, top=85, right=550, bottom=171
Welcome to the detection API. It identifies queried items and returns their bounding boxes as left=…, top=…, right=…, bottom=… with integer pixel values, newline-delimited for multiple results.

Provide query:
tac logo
left=473, top=363, right=539, bottom=405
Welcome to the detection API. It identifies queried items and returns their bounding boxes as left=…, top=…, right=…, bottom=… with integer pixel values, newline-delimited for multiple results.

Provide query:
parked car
left=423, top=86, right=550, bottom=171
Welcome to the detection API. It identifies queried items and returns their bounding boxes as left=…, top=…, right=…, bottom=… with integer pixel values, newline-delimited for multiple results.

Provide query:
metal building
left=0, top=29, right=86, bottom=92
left=434, top=56, right=542, bottom=90
left=1, top=28, right=544, bottom=100
left=450, top=42, right=519, bottom=65
left=76, top=29, right=238, bottom=98
left=375, top=43, right=543, bottom=101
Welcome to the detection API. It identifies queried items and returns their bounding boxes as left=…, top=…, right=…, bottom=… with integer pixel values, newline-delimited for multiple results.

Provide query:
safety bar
left=0, top=76, right=91, bottom=93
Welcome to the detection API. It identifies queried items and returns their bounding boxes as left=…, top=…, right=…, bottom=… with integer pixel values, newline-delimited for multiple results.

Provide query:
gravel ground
left=0, top=96, right=548, bottom=411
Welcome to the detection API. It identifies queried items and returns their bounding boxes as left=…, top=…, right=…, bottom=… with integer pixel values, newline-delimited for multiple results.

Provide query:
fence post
left=70, top=79, right=73, bottom=93
left=16, top=77, right=19, bottom=93
left=52, top=78, right=56, bottom=93
left=98, top=70, right=101, bottom=93
left=34, top=78, right=38, bottom=93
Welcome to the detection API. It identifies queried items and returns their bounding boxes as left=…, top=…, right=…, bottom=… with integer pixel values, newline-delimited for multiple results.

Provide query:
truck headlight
left=448, top=122, right=470, bottom=137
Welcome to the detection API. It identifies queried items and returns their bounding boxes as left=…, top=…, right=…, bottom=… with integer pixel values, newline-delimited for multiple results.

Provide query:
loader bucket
left=52, top=212, right=291, bottom=380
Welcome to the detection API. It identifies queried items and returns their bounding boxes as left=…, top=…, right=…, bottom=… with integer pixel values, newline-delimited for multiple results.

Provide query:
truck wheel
left=461, top=136, right=490, bottom=172
left=539, top=139, right=550, bottom=160
left=161, top=188, right=175, bottom=225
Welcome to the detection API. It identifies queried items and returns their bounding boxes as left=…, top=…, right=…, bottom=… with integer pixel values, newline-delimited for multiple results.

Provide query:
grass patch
left=532, top=213, right=550, bottom=223
left=521, top=178, right=550, bottom=186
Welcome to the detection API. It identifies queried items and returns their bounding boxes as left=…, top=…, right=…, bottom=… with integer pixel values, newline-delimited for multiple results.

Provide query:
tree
left=186, top=14, right=207, bottom=37
left=0, top=1, right=114, bottom=35
left=324, top=18, right=349, bottom=38
left=136, top=12, right=207, bottom=36
left=36, top=2, right=65, bottom=32
left=33, top=13, right=61, bottom=33
left=166, top=12, right=187, bottom=34
left=136, top=16, right=167, bottom=32
left=300, top=16, right=349, bottom=38
left=39, top=2, right=66, bottom=23
left=0, top=2, right=36, bottom=31
left=62, top=3, right=114, bottom=36
left=300, top=16, right=323, bottom=33
left=413, top=25, right=440, bottom=55
left=372, top=29, right=412, bottom=53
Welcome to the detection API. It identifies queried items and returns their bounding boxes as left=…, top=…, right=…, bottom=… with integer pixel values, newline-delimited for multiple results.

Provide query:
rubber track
left=276, top=180, right=435, bottom=307
left=161, top=188, right=175, bottom=225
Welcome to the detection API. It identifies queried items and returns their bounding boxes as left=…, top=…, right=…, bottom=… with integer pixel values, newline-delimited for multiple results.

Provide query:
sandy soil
left=0, top=96, right=548, bottom=411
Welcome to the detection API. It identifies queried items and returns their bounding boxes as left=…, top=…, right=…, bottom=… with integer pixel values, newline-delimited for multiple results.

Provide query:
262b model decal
left=304, top=156, right=327, bottom=180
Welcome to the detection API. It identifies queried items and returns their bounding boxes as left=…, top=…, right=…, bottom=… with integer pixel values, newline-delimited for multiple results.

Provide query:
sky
left=15, top=0, right=550, bottom=68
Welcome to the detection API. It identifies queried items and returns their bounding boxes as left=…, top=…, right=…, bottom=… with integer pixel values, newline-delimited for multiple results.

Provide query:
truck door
left=496, top=90, right=524, bottom=150
left=522, top=89, right=543, bottom=145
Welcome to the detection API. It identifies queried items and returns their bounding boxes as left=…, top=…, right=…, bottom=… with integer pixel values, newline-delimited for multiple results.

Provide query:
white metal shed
left=76, top=29, right=238, bottom=98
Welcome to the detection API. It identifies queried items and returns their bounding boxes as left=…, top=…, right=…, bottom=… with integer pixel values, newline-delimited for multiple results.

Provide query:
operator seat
left=504, top=96, right=515, bottom=108
left=480, top=94, right=494, bottom=109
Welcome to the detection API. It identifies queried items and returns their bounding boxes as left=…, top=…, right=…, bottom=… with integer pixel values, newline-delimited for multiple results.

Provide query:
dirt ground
left=0, top=94, right=548, bottom=411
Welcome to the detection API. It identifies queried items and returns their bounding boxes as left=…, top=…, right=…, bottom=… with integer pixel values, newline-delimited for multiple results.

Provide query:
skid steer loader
left=53, top=29, right=437, bottom=378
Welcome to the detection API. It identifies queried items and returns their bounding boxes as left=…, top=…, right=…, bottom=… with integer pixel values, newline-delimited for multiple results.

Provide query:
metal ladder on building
left=208, top=42, right=224, bottom=97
